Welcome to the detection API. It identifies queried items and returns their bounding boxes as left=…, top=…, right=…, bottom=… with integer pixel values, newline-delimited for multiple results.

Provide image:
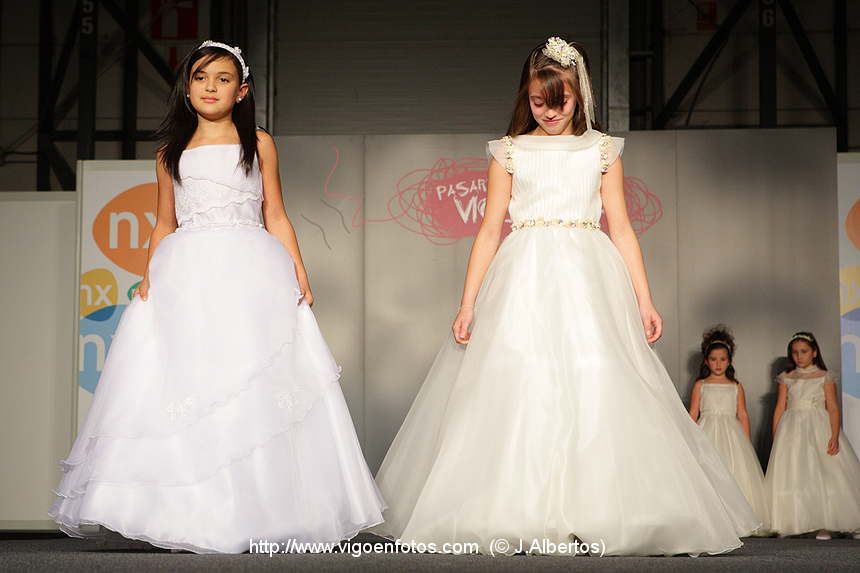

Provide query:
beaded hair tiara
left=198, top=40, right=250, bottom=81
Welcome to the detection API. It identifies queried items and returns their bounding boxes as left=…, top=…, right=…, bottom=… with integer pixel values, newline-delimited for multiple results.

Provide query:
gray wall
left=0, top=193, right=77, bottom=528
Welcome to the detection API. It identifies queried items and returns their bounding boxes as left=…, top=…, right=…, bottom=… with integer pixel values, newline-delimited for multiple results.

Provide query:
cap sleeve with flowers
left=486, top=136, right=514, bottom=174
left=824, top=371, right=839, bottom=385
left=776, top=372, right=788, bottom=385
left=600, top=134, right=625, bottom=173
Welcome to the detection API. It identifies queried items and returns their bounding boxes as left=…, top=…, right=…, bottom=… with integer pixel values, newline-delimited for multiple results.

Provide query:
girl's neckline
left=184, top=143, right=241, bottom=152
left=703, top=381, right=736, bottom=386
left=509, top=129, right=603, bottom=150
left=794, top=364, right=821, bottom=374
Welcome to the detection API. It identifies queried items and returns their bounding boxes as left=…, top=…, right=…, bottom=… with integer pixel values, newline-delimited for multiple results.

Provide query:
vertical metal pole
left=38, top=0, right=54, bottom=190
left=607, top=0, right=630, bottom=133
left=834, top=0, right=847, bottom=151
left=650, top=0, right=664, bottom=129
left=78, top=0, right=98, bottom=160
left=122, top=0, right=138, bottom=159
left=759, top=0, right=777, bottom=127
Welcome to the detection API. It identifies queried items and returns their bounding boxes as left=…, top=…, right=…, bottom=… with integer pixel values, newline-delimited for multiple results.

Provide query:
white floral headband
left=789, top=333, right=814, bottom=345
left=541, top=37, right=595, bottom=131
left=198, top=40, right=250, bottom=81
left=706, top=339, right=732, bottom=352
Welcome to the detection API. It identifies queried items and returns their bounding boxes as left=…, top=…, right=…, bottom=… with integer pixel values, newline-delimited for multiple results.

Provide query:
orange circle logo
left=847, top=198, right=860, bottom=252
left=92, top=183, right=158, bottom=275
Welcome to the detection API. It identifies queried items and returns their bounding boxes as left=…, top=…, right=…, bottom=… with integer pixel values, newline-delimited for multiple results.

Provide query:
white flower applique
left=275, top=390, right=298, bottom=410
left=166, top=396, right=196, bottom=421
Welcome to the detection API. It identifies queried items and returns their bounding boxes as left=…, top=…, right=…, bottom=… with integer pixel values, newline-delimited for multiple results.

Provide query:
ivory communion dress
left=370, top=131, right=761, bottom=556
left=49, top=142, right=386, bottom=553
left=765, top=365, right=860, bottom=536
left=696, top=382, right=771, bottom=534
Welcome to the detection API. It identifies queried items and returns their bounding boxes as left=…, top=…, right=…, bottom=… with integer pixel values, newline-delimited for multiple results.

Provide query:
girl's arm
left=599, top=157, right=662, bottom=343
left=134, top=151, right=178, bottom=301
left=688, top=380, right=703, bottom=422
left=772, top=379, right=788, bottom=437
left=736, top=382, right=752, bottom=440
left=451, top=157, right=512, bottom=343
left=824, top=378, right=841, bottom=455
left=257, top=131, right=314, bottom=306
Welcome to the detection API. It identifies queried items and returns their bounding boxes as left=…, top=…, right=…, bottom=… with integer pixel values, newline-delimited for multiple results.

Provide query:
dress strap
left=501, top=135, right=514, bottom=174
left=599, top=133, right=610, bottom=173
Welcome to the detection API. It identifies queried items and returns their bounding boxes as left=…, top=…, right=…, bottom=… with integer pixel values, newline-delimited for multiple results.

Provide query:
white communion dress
left=765, top=365, right=860, bottom=535
left=49, top=143, right=386, bottom=553
left=370, top=131, right=761, bottom=557
left=696, top=382, right=771, bottom=534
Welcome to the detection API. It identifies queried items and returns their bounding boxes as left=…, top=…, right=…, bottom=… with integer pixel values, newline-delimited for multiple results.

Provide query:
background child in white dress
left=688, top=325, right=770, bottom=535
left=766, top=332, right=860, bottom=539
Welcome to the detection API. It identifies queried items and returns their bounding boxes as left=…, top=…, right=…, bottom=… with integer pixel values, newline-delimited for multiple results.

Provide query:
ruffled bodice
left=486, top=130, right=624, bottom=225
left=174, top=144, right=263, bottom=231
left=700, top=383, right=738, bottom=416
left=778, top=366, right=836, bottom=411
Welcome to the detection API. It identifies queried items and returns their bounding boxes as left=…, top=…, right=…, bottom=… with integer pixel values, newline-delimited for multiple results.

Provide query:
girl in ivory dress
left=688, top=326, right=770, bottom=535
left=766, top=332, right=860, bottom=540
left=370, top=37, right=759, bottom=557
left=48, top=41, right=385, bottom=553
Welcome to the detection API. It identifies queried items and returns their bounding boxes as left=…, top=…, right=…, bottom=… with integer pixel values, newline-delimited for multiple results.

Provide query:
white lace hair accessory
left=198, top=40, right=250, bottom=81
left=541, top=36, right=596, bottom=131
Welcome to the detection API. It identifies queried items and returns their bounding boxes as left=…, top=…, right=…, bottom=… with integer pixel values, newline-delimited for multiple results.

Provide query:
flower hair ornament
left=541, top=36, right=596, bottom=131
left=198, top=40, right=250, bottom=81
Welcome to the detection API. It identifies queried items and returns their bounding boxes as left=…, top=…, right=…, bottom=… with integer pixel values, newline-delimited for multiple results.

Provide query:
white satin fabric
left=697, top=383, right=771, bottom=534
left=371, top=133, right=761, bottom=556
left=49, top=143, right=385, bottom=553
left=765, top=366, right=860, bottom=535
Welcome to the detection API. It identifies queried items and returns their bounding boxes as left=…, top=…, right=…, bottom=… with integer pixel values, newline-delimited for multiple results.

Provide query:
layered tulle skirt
left=372, top=226, right=760, bottom=556
left=49, top=225, right=385, bottom=553
left=765, top=407, right=860, bottom=535
left=698, top=413, right=771, bottom=534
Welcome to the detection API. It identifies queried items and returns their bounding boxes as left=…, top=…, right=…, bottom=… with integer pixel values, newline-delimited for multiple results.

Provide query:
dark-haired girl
left=49, top=41, right=385, bottom=553
left=765, top=332, right=860, bottom=539
left=688, top=326, right=770, bottom=535
left=371, top=37, right=759, bottom=556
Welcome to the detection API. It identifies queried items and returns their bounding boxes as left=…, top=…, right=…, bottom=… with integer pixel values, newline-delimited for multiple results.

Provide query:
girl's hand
left=640, top=302, right=663, bottom=343
left=299, top=286, right=314, bottom=307
left=452, top=306, right=474, bottom=344
left=827, top=435, right=840, bottom=456
left=132, top=276, right=151, bottom=302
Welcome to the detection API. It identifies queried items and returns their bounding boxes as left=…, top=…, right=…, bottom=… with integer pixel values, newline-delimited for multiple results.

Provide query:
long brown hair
left=154, top=43, right=258, bottom=182
left=505, top=40, right=600, bottom=137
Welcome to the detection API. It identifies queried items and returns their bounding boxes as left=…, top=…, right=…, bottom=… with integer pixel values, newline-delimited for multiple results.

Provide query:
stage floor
left=1, top=533, right=858, bottom=572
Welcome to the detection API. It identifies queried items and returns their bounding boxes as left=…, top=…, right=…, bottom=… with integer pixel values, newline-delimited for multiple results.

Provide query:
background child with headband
left=688, top=325, right=770, bottom=535
left=766, top=332, right=860, bottom=540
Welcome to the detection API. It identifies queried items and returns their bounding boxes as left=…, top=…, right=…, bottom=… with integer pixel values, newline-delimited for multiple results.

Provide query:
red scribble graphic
left=383, top=157, right=504, bottom=245
left=600, top=177, right=663, bottom=236
left=319, top=146, right=662, bottom=243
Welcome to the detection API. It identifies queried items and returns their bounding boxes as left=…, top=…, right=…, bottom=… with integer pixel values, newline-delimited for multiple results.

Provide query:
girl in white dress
left=48, top=41, right=385, bottom=553
left=688, top=326, right=770, bottom=535
left=766, top=332, right=860, bottom=539
left=370, top=37, right=759, bottom=557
